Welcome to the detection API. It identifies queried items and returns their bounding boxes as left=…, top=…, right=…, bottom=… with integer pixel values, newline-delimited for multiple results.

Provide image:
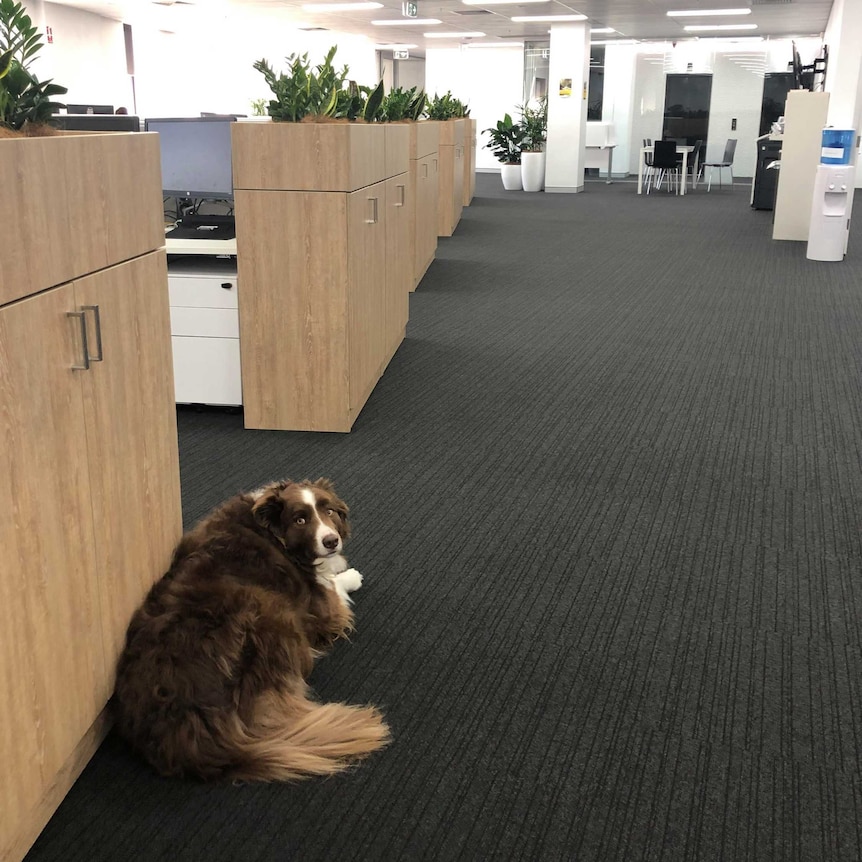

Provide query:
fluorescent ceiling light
left=302, top=1, right=382, bottom=9
left=591, top=39, right=638, bottom=45
left=374, top=43, right=419, bottom=49
left=697, top=35, right=764, bottom=42
left=684, top=23, right=757, bottom=31
left=464, top=41, right=524, bottom=48
left=425, top=30, right=486, bottom=37
left=510, top=13, right=587, bottom=22
left=462, top=0, right=545, bottom=4
left=372, top=17, right=441, bottom=24
left=667, top=7, right=751, bottom=16
left=590, top=28, right=615, bottom=34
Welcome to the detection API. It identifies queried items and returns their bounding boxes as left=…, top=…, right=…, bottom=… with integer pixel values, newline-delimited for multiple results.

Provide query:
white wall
left=426, top=45, right=524, bottom=172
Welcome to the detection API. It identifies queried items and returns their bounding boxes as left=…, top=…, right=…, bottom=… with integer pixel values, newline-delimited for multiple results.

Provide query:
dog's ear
left=252, top=487, right=287, bottom=534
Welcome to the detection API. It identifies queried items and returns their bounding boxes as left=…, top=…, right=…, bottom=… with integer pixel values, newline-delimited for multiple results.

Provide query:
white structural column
left=544, top=22, right=591, bottom=193
left=823, top=0, right=862, bottom=187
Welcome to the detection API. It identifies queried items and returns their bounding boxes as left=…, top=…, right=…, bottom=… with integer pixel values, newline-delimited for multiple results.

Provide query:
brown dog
left=112, top=478, right=389, bottom=781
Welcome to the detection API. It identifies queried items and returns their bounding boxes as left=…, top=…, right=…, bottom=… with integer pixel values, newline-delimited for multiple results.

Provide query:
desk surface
left=165, top=236, right=237, bottom=256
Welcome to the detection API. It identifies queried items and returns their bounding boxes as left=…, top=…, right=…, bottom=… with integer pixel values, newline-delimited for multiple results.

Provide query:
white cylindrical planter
left=500, top=163, right=522, bottom=190
left=521, top=151, right=546, bottom=192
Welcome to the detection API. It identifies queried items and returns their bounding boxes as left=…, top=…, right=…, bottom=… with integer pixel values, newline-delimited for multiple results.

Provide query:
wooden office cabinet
left=409, top=121, right=440, bottom=289
left=0, top=134, right=182, bottom=862
left=438, top=118, right=466, bottom=237
left=232, top=121, right=412, bottom=432
left=463, top=118, right=477, bottom=207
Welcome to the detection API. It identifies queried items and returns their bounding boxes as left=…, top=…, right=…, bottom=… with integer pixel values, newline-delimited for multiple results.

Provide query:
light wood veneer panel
left=232, top=122, right=386, bottom=192
left=0, top=285, right=104, bottom=858
left=75, top=252, right=182, bottom=692
left=0, top=133, right=163, bottom=307
left=236, top=190, right=351, bottom=431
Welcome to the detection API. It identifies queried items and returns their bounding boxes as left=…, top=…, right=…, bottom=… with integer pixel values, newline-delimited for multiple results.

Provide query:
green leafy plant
left=0, top=0, right=67, bottom=132
left=483, top=112, right=524, bottom=165
left=250, top=97, right=267, bottom=116
left=380, top=86, right=426, bottom=122
left=425, top=91, right=470, bottom=120
left=253, top=46, right=385, bottom=123
left=519, top=97, right=547, bottom=152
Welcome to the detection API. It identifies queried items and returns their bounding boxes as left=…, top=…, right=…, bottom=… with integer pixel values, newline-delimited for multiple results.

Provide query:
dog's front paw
left=336, top=568, right=363, bottom=593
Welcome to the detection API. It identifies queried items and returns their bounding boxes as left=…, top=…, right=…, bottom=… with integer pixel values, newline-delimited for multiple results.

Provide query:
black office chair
left=642, top=138, right=655, bottom=188
left=647, top=140, right=681, bottom=194
left=686, top=139, right=704, bottom=189
left=703, top=138, right=737, bottom=191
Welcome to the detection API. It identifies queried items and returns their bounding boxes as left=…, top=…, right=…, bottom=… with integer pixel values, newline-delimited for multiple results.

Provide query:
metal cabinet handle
left=81, top=305, right=103, bottom=362
left=67, top=311, right=90, bottom=371
left=396, top=184, right=406, bottom=207
left=366, top=197, right=379, bottom=224
left=422, top=163, right=429, bottom=179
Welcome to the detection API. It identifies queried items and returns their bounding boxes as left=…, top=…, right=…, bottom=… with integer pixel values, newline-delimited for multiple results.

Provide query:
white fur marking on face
left=301, top=487, right=341, bottom=557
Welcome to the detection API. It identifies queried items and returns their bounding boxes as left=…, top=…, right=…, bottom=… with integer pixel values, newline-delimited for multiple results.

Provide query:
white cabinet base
left=168, top=258, right=242, bottom=406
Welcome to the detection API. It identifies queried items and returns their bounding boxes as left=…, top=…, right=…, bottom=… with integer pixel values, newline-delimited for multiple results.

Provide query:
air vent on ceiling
left=453, top=8, right=493, bottom=13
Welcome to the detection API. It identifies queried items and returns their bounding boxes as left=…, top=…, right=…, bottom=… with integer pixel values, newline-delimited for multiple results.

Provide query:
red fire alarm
left=46, top=25, right=53, bottom=43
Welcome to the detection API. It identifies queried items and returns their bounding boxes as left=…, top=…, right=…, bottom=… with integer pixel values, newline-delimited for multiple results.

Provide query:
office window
left=663, top=73, right=712, bottom=147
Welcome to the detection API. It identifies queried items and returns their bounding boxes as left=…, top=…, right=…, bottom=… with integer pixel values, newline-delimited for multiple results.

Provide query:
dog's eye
left=326, top=508, right=335, bottom=517
left=294, top=517, right=306, bottom=525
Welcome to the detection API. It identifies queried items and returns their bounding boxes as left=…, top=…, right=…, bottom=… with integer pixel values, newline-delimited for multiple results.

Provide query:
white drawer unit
left=167, top=258, right=242, bottom=406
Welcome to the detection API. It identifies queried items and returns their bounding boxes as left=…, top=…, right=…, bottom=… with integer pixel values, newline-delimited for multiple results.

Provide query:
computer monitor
left=66, top=103, right=114, bottom=114
left=144, top=116, right=235, bottom=201
left=51, top=114, right=141, bottom=132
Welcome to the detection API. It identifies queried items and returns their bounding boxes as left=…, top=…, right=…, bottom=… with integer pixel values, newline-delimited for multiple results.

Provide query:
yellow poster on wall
left=559, top=78, right=572, bottom=97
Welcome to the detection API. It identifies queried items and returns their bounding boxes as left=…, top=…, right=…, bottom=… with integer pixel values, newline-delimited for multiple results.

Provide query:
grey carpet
left=26, top=174, right=862, bottom=861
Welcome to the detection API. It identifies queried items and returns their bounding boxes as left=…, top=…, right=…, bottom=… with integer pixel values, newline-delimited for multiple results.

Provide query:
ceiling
left=50, top=0, right=835, bottom=54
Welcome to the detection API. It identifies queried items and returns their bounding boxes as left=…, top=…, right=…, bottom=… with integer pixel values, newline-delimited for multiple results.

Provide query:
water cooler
left=806, top=128, right=856, bottom=261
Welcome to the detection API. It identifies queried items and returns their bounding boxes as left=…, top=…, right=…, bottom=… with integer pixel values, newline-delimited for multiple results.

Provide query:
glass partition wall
left=522, top=36, right=823, bottom=179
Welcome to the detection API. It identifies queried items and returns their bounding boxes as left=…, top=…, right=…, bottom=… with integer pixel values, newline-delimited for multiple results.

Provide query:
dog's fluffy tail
left=226, top=692, right=390, bottom=782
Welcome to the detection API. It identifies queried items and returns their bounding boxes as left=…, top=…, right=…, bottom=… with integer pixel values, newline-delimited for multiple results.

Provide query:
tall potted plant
left=483, top=112, right=524, bottom=190
left=0, top=0, right=66, bottom=136
left=519, top=97, right=547, bottom=192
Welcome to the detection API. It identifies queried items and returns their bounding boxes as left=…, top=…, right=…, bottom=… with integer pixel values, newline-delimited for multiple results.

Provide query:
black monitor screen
left=66, top=103, right=114, bottom=114
left=145, top=116, right=235, bottom=200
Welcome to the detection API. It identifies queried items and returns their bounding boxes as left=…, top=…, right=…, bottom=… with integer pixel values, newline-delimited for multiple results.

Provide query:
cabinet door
left=385, top=174, right=410, bottom=358
left=348, top=182, right=387, bottom=415
left=235, top=190, right=351, bottom=432
left=437, top=146, right=455, bottom=237
left=74, top=252, right=182, bottom=696
left=0, top=285, right=104, bottom=851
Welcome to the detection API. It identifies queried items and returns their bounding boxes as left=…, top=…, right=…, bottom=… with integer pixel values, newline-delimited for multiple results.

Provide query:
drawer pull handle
left=81, top=305, right=103, bottom=362
left=396, top=184, right=406, bottom=207
left=422, top=163, right=428, bottom=179
left=366, top=197, right=379, bottom=224
left=67, top=311, right=90, bottom=371
left=221, top=282, right=234, bottom=290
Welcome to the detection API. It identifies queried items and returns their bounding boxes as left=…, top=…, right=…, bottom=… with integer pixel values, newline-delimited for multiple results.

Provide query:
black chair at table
left=642, top=138, right=655, bottom=188
left=686, top=139, right=704, bottom=189
left=703, top=138, right=737, bottom=191
left=647, top=140, right=682, bottom=194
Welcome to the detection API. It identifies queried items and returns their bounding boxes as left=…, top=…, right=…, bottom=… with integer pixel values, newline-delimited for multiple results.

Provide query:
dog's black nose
left=323, top=534, right=339, bottom=550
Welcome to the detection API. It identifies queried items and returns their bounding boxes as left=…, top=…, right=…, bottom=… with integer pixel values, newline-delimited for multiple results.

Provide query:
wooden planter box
left=0, top=132, right=164, bottom=306
left=231, top=121, right=412, bottom=431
